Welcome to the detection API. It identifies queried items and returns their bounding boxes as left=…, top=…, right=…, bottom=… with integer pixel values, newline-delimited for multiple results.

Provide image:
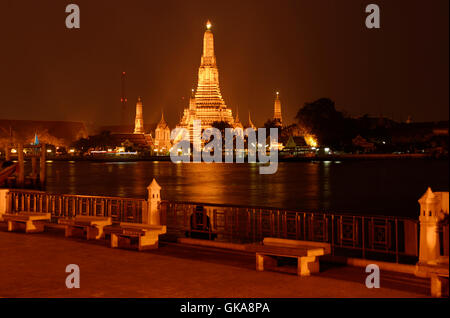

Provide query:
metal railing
left=5, top=189, right=422, bottom=263
left=7, top=189, right=145, bottom=223
left=160, top=200, right=419, bottom=263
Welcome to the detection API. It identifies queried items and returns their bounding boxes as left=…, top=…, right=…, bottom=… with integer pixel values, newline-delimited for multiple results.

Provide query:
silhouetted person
left=186, top=205, right=217, bottom=240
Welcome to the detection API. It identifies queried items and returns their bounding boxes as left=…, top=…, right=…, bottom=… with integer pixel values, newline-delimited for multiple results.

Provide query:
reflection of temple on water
left=318, top=161, right=332, bottom=211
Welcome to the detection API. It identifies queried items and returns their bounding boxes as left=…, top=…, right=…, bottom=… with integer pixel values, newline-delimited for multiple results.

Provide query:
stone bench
left=416, top=260, right=449, bottom=298
left=2, top=212, right=51, bottom=233
left=430, top=271, right=449, bottom=298
left=247, top=237, right=331, bottom=276
left=58, top=216, right=112, bottom=240
left=104, top=223, right=167, bottom=250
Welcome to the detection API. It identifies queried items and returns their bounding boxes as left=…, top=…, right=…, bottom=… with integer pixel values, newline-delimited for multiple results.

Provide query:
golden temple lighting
left=304, top=134, right=318, bottom=148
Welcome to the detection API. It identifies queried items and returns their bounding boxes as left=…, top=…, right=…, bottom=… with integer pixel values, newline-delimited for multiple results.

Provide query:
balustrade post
left=417, top=187, right=448, bottom=265
left=0, top=189, right=10, bottom=219
left=145, top=178, right=162, bottom=225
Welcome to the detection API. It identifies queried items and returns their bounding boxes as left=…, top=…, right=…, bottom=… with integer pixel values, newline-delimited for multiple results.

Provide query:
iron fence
left=160, top=200, right=420, bottom=263
left=7, top=189, right=145, bottom=223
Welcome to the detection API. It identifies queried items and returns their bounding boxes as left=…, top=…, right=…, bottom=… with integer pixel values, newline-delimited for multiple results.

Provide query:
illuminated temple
left=177, top=20, right=235, bottom=135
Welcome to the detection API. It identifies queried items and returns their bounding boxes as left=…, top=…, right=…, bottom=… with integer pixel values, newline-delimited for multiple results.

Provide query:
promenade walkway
left=0, top=225, right=429, bottom=298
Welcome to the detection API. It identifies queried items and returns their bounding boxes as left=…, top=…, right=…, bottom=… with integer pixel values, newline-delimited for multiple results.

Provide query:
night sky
left=0, top=0, right=448, bottom=129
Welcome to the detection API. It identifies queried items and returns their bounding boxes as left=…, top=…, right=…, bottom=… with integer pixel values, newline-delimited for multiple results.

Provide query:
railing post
left=417, top=187, right=448, bottom=265
left=17, top=144, right=24, bottom=187
left=145, top=178, right=161, bottom=225
left=0, top=189, right=10, bottom=219
left=362, top=216, right=365, bottom=259
left=331, top=214, right=334, bottom=256
left=395, top=218, right=399, bottom=263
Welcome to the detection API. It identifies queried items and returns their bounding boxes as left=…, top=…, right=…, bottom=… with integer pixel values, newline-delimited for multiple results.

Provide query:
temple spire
left=175, top=19, right=234, bottom=140
left=248, top=111, right=256, bottom=130
left=202, top=20, right=215, bottom=61
left=273, top=91, right=282, bottom=124
left=159, top=110, right=166, bottom=125
left=134, top=97, right=145, bottom=134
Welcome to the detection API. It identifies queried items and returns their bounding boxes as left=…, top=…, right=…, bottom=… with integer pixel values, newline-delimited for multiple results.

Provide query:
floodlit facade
left=273, top=92, right=283, bottom=125
left=154, top=112, right=172, bottom=152
left=177, top=20, right=236, bottom=139
left=134, top=97, right=145, bottom=134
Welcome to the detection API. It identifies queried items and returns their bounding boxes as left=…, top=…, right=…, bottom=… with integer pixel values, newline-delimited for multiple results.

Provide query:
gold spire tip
left=206, top=20, right=212, bottom=30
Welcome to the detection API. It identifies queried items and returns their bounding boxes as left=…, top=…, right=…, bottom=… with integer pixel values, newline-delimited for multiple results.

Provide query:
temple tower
left=234, top=108, right=243, bottom=129
left=154, top=111, right=172, bottom=153
left=134, top=97, right=145, bottom=134
left=273, top=92, right=282, bottom=125
left=177, top=20, right=234, bottom=135
left=248, top=111, right=256, bottom=130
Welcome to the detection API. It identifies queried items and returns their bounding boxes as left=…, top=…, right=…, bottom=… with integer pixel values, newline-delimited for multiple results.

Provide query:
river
left=37, top=159, right=449, bottom=218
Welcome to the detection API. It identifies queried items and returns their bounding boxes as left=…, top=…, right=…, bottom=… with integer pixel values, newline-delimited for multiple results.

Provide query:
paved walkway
left=0, top=226, right=430, bottom=298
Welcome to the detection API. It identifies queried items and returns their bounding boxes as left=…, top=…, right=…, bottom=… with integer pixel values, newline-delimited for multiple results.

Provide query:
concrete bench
left=430, top=271, right=449, bottom=298
left=58, top=216, right=112, bottom=240
left=2, top=212, right=51, bottom=233
left=247, top=237, right=331, bottom=276
left=104, top=223, right=167, bottom=250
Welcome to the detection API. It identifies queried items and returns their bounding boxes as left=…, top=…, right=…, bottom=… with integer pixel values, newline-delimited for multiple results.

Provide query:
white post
left=0, top=189, right=10, bottom=220
left=146, top=178, right=161, bottom=225
left=418, top=187, right=442, bottom=265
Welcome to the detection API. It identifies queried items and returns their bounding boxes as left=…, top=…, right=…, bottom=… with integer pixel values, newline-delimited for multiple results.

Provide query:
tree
left=263, top=119, right=281, bottom=138
left=211, top=121, right=232, bottom=134
left=211, top=121, right=232, bottom=142
left=71, top=131, right=118, bottom=153
left=295, top=98, right=347, bottom=148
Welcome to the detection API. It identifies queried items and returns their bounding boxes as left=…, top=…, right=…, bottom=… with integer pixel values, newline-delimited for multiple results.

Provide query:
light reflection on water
left=40, top=160, right=449, bottom=217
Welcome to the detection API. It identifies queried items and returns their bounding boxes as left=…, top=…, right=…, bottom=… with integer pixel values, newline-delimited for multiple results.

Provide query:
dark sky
left=0, top=0, right=448, bottom=129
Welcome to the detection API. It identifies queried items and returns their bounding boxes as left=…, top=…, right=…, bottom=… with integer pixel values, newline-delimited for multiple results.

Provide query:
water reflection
left=33, top=160, right=449, bottom=217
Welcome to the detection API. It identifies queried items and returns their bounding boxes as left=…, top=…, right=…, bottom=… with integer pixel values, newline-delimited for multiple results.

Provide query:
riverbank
left=2, top=152, right=446, bottom=163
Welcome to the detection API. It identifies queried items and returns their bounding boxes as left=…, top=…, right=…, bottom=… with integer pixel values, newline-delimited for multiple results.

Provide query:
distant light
left=382, top=141, right=386, bottom=144
left=47, top=149, right=52, bottom=153
left=69, top=149, right=75, bottom=153
left=11, top=149, right=17, bottom=153
left=325, top=147, right=330, bottom=153
left=206, top=20, right=212, bottom=30
left=115, top=152, right=137, bottom=155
